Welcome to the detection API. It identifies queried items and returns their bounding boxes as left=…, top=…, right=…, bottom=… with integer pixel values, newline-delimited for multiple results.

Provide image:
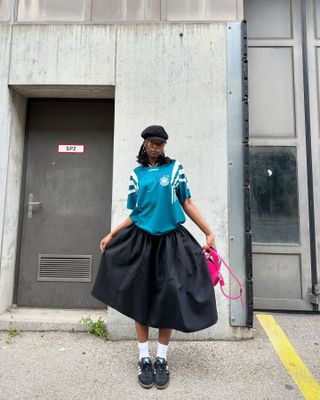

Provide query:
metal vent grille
left=38, top=254, right=92, bottom=282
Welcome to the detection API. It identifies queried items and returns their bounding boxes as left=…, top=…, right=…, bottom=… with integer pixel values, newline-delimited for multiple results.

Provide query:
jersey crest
left=160, top=175, right=170, bottom=186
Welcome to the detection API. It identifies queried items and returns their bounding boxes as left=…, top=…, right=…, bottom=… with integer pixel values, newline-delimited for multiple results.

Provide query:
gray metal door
left=16, top=99, right=114, bottom=308
left=245, top=0, right=313, bottom=310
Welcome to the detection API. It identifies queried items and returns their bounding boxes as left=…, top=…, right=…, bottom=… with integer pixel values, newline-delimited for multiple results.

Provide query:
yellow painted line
left=256, top=314, right=320, bottom=400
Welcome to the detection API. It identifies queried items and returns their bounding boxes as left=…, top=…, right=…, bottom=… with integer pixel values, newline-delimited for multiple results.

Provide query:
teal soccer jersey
left=127, top=160, right=191, bottom=235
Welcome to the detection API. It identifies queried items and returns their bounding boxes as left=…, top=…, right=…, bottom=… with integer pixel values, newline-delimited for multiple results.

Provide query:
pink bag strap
left=206, top=247, right=245, bottom=310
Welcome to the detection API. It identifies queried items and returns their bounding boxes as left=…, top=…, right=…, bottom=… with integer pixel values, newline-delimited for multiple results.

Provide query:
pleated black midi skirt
left=91, top=223, right=218, bottom=333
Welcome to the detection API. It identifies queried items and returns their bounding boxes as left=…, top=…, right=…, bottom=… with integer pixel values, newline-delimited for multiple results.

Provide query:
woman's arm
left=100, top=216, right=133, bottom=251
left=182, top=198, right=216, bottom=249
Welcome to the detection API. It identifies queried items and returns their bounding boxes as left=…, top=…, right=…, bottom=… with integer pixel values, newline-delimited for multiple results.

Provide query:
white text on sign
left=57, top=144, right=86, bottom=154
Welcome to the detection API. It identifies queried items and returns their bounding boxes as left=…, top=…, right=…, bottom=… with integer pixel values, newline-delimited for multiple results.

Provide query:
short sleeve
left=176, top=163, right=191, bottom=206
left=127, top=170, right=139, bottom=210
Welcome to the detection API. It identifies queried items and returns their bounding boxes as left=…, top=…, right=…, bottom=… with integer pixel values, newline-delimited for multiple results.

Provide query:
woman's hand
left=203, top=232, right=216, bottom=250
left=99, top=217, right=134, bottom=252
left=100, top=233, right=113, bottom=252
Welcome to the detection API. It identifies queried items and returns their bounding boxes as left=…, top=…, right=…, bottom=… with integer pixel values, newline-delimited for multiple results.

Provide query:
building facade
left=0, top=0, right=318, bottom=340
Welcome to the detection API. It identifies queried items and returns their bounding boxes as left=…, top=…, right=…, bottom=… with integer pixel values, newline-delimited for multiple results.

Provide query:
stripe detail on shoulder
left=170, top=160, right=182, bottom=203
left=170, top=160, right=181, bottom=185
left=131, top=170, right=139, bottom=186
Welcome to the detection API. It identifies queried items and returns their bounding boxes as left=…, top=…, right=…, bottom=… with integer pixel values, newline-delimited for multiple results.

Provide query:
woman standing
left=91, top=125, right=218, bottom=390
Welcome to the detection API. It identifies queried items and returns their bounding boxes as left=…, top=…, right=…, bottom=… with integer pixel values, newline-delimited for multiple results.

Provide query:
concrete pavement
left=0, top=312, right=319, bottom=400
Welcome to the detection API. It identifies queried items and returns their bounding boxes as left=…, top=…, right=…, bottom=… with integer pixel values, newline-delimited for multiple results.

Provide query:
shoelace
left=141, top=362, right=153, bottom=373
left=155, top=361, right=169, bottom=375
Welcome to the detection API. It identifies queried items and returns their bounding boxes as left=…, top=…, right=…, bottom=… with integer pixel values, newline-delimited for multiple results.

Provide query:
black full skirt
left=91, top=223, right=218, bottom=333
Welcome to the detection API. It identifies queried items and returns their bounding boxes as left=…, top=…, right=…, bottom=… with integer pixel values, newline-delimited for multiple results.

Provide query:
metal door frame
left=305, top=0, right=320, bottom=310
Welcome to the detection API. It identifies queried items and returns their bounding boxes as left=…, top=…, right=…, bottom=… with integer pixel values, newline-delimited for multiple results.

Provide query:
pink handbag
left=203, top=247, right=245, bottom=310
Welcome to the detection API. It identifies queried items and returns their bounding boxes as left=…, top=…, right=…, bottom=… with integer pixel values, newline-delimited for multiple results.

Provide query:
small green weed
left=80, top=316, right=108, bottom=340
left=5, top=323, right=20, bottom=344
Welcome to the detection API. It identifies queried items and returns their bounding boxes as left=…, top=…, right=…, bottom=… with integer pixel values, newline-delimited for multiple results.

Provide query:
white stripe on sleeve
left=170, top=160, right=180, bottom=184
left=131, top=170, right=139, bottom=186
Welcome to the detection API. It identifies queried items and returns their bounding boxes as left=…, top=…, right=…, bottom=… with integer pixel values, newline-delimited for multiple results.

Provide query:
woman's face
left=144, top=139, right=166, bottom=159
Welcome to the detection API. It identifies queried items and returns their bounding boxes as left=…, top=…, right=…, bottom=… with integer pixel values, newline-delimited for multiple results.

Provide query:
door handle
left=27, top=193, right=42, bottom=218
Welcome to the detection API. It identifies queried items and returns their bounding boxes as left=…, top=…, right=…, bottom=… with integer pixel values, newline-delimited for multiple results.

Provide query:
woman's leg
left=154, top=329, right=171, bottom=389
left=135, top=321, right=149, bottom=342
left=156, top=328, right=172, bottom=361
left=135, top=321, right=150, bottom=361
left=135, top=321, right=153, bottom=389
left=158, top=328, right=172, bottom=345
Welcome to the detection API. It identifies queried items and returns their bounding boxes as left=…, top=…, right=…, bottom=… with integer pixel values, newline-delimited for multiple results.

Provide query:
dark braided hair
left=136, top=143, right=172, bottom=166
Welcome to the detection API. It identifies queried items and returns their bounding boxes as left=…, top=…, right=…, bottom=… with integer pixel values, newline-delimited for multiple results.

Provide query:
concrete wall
left=113, top=23, right=231, bottom=339
left=11, top=0, right=244, bottom=22
left=0, top=25, right=14, bottom=313
left=0, top=0, right=12, bottom=22
left=0, top=22, right=251, bottom=339
left=0, top=91, right=26, bottom=314
left=9, top=25, right=116, bottom=85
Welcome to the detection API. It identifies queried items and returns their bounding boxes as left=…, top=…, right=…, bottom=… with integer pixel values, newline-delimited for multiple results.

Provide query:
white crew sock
left=156, top=342, right=169, bottom=360
left=138, top=340, right=150, bottom=360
